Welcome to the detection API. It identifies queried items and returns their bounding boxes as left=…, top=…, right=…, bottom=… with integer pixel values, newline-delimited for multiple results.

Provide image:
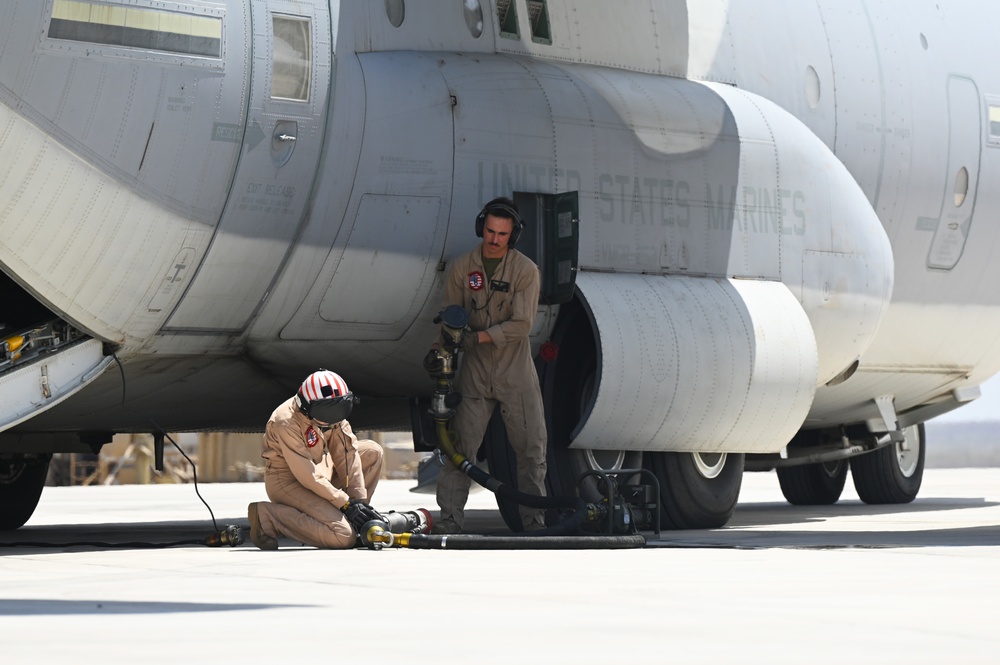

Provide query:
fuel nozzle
left=434, top=304, right=470, bottom=354
left=584, top=499, right=635, bottom=535
left=205, top=524, right=244, bottom=547
left=358, top=508, right=434, bottom=550
left=429, top=305, right=470, bottom=418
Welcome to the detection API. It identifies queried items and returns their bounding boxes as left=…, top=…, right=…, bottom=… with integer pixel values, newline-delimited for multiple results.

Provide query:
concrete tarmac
left=1, top=468, right=997, bottom=664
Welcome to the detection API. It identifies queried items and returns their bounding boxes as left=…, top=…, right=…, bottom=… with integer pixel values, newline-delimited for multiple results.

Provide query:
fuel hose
left=372, top=531, right=646, bottom=550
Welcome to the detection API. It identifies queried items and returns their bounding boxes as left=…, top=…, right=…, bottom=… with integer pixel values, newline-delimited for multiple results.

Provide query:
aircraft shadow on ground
left=0, top=598, right=313, bottom=616
left=2, top=499, right=997, bottom=554
left=646, top=497, right=1000, bottom=549
left=730, top=496, right=998, bottom=527
left=0, top=518, right=254, bottom=555
left=645, top=524, right=1000, bottom=549
left=0, top=508, right=505, bottom=554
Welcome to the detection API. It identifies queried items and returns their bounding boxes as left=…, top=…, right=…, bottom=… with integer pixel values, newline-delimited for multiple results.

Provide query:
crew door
left=164, top=1, right=331, bottom=331
left=927, top=76, right=982, bottom=270
left=513, top=191, right=580, bottom=305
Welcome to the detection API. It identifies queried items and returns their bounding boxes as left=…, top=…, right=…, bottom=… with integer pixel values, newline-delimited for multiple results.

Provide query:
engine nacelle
left=568, top=274, right=817, bottom=454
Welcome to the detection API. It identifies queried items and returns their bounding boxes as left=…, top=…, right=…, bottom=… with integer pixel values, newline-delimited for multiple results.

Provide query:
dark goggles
left=307, top=394, right=359, bottom=424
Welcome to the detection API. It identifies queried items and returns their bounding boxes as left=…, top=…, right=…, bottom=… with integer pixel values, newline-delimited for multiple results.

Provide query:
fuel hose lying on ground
left=367, top=532, right=646, bottom=550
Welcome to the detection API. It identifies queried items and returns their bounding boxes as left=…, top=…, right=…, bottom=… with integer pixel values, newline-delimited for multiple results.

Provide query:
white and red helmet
left=296, top=370, right=357, bottom=423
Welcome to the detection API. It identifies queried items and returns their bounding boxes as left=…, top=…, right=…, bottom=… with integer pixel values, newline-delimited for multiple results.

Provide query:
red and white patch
left=305, top=427, right=319, bottom=448
left=468, top=271, right=485, bottom=291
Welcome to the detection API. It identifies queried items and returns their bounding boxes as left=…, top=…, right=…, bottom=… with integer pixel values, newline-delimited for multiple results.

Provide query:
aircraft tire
left=850, top=423, right=925, bottom=504
left=0, top=455, right=50, bottom=530
left=646, top=451, right=744, bottom=529
left=776, top=459, right=848, bottom=505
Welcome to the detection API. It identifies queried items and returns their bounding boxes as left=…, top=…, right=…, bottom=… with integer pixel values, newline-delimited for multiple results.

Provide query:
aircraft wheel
left=646, top=451, right=744, bottom=529
left=776, top=459, right=848, bottom=505
left=0, top=455, right=50, bottom=530
left=850, top=423, right=925, bottom=504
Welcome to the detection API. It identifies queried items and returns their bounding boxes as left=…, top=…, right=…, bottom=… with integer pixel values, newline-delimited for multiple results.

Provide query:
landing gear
left=0, top=454, right=50, bottom=530
left=851, top=423, right=925, bottom=504
left=645, top=451, right=744, bottom=529
left=777, top=459, right=848, bottom=505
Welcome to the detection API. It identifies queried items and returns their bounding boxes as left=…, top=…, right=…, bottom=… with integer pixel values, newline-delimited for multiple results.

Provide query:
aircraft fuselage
left=0, top=0, right=996, bottom=445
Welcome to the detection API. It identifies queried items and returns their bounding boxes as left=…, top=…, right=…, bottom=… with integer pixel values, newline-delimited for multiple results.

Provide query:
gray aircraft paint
left=0, top=0, right=995, bottom=441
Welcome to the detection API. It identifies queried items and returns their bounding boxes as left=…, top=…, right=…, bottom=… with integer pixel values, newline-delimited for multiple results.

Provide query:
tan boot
left=247, top=502, right=278, bottom=550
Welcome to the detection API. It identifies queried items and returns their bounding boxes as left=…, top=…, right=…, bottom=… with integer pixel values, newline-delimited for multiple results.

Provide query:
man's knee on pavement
left=317, top=517, right=356, bottom=549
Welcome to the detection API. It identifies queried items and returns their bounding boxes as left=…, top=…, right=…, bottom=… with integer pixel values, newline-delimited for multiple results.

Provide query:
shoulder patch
left=305, top=426, right=319, bottom=448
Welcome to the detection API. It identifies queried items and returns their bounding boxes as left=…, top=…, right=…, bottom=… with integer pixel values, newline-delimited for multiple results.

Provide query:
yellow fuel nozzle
left=362, top=523, right=414, bottom=549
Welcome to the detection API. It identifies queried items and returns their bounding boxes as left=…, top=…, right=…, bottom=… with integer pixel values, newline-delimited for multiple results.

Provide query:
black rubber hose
left=402, top=533, right=646, bottom=550
left=465, top=456, right=588, bottom=517
left=437, top=418, right=579, bottom=508
left=474, top=468, right=592, bottom=537
left=432, top=417, right=643, bottom=541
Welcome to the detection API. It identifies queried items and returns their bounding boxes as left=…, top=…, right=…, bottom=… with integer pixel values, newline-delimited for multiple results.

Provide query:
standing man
left=429, top=197, right=548, bottom=533
left=247, top=369, right=384, bottom=550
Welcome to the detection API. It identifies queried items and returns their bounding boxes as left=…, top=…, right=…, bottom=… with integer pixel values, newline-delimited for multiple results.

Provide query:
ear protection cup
left=475, top=197, right=524, bottom=247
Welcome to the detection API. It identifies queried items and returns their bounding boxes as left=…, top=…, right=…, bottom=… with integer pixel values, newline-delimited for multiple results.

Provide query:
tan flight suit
left=254, top=396, right=383, bottom=548
left=436, top=245, right=548, bottom=530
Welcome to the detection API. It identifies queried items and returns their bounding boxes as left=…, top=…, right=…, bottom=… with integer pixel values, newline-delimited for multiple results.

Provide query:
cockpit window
left=526, top=1, right=551, bottom=44
left=271, top=15, right=311, bottom=102
left=47, top=0, right=222, bottom=58
left=496, top=0, right=519, bottom=39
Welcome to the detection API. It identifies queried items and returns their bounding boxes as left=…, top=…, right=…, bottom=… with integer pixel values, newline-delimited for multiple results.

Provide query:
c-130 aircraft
left=0, top=0, right=996, bottom=531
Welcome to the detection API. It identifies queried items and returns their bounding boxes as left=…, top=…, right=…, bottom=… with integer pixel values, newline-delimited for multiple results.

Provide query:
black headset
left=475, top=197, right=524, bottom=247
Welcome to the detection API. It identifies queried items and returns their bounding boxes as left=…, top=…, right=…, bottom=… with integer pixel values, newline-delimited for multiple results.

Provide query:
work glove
left=423, top=348, right=444, bottom=375
left=342, top=499, right=382, bottom=531
left=461, top=332, right=479, bottom=351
